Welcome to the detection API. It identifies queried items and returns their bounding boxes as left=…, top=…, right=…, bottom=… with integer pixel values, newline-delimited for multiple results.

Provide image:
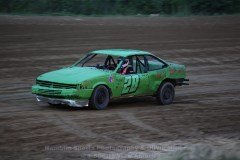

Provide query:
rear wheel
left=156, top=82, right=175, bottom=105
left=89, top=85, right=109, bottom=110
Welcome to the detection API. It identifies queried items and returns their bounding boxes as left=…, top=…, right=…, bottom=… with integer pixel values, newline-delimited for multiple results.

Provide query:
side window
left=132, top=55, right=146, bottom=74
left=145, top=55, right=165, bottom=71
left=117, top=56, right=134, bottom=75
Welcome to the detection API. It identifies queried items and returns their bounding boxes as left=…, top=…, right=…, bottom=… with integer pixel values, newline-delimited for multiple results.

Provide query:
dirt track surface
left=0, top=15, right=240, bottom=159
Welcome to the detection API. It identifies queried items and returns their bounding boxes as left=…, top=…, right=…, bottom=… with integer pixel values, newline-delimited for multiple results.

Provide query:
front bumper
left=32, top=85, right=93, bottom=99
left=36, top=95, right=89, bottom=107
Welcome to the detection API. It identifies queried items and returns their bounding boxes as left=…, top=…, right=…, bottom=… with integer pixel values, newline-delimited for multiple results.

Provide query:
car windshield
left=75, top=54, right=122, bottom=71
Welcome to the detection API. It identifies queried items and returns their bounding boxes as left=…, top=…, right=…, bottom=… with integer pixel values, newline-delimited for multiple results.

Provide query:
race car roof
left=90, top=49, right=152, bottom=57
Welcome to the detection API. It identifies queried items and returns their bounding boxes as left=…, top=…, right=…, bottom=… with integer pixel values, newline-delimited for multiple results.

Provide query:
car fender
left=93, top=81, right=109, bottom=89
left=92, top=81, right=113, bottom=96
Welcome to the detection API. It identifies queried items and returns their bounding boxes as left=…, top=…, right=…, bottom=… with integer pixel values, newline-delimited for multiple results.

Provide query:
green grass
left=1, top=11, right=240, bottom=18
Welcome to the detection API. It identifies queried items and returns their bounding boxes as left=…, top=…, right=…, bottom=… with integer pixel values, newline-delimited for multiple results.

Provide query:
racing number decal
left=122, top=75, right=140, bottom=95
left=122, top=77, right=131, bottom=94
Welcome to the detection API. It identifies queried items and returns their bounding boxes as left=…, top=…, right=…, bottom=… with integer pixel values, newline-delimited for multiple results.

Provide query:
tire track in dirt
left=117, top=111, right=160, bottom=133
left=0, top=15, right=240, bottom=160
left=47, top=114, right=99, bottom=139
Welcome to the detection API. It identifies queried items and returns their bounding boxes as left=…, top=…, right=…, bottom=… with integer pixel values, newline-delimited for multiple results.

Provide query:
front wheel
left=156, top=82, right=175, bottom=105
left=89, top=85, right=109, bottom=110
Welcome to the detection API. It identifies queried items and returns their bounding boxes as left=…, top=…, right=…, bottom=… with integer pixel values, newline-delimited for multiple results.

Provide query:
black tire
left=89, top=85, right=109, bottom=110
left=156, top=82, right=175, bottom=105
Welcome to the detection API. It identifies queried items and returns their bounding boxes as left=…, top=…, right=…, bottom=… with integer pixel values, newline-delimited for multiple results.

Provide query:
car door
left=145, top=55, right=168, bottom=93
left=114, top=55, right=149, bottom=97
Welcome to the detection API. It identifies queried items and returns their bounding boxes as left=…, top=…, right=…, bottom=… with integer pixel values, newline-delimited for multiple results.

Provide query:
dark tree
left=0, top=0, right=239, bottom=15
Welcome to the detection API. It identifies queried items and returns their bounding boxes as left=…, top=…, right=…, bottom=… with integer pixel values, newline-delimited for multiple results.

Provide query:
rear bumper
left=176, top=78, right=189, bottom=86
left=36, top=95, right=89, bottom=107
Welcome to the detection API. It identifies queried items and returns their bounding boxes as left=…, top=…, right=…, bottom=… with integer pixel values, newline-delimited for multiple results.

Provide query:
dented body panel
left=32, top=49, right=188, bottom=107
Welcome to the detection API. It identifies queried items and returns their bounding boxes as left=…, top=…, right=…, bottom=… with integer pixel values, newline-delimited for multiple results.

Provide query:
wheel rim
left=96, top=89, right=106, bottom=105
left=163, top=87, right=173, bottom=100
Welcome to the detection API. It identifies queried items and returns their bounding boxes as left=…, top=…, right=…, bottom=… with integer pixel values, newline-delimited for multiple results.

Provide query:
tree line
left=0, top=0, right=239, bottom=16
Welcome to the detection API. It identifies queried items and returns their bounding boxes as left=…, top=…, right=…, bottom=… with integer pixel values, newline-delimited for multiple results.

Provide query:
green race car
left=32, top=49, right=188, bottom=109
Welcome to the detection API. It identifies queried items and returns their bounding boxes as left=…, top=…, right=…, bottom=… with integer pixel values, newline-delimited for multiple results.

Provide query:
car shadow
left=43, top=96, right=195, bottom=111
left=43, top=96, right=158, bottom=111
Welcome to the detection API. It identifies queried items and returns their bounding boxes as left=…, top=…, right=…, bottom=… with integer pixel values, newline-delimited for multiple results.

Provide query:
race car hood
left=37, top=67, right=110, bottom=84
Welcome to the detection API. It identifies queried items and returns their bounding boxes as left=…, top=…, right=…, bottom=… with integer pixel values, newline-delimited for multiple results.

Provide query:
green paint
left=32, top=49, right=187, bottom=101
left=91, top=49, right=152, bottom=57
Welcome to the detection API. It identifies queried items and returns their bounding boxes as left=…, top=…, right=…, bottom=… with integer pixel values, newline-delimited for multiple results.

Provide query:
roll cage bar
left=72, top=53, right=168, bottom=73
